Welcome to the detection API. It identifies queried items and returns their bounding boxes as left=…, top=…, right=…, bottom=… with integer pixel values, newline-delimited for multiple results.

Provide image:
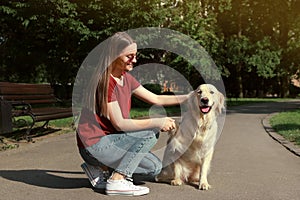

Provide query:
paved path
left=1, top=100, right=300, bottom=200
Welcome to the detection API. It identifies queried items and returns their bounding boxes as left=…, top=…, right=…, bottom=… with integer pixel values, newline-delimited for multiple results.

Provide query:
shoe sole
left=106, top=188, right=149, bottom=196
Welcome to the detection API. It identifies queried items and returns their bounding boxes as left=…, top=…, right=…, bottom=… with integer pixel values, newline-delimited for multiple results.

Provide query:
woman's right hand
left=160, top=117, right=176, bottom=132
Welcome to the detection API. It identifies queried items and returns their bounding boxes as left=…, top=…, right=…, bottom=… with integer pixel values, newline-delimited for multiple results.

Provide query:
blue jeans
left=82, top=129, right=162, bottom=178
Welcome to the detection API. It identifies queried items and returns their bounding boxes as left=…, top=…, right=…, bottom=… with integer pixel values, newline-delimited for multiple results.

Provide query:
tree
left=158, top=0, right=231, bottom=88
left=0, top=0, right=167, bottom=84
left=217, top=0, right=300, bottom=97
left=1, top=0, right=299, bottom=98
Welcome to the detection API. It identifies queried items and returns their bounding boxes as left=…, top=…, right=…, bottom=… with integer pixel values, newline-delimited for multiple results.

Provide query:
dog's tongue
left=201, top=106, right=210, bottom=113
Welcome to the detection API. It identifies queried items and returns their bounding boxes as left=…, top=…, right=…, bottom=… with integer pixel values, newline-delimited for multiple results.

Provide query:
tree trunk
left=278, top=1, right=290, bottom=98
left=237, top=64, right=243, bottom=98
left=237, top=2, right=243, bottom=98
left=280, top=76, right=290, bottom=98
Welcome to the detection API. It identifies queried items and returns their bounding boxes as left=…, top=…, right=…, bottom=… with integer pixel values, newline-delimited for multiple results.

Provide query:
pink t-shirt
left=77, top=72, right=140, bottom=148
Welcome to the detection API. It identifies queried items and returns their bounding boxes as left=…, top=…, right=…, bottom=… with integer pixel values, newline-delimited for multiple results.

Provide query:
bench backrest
left=0, top=82, right=57, bottom=105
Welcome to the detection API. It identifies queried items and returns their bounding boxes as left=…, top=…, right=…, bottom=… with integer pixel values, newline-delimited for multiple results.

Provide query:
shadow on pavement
left=0, top=169, right=157, bottom=194
left=0, top=169, right=89, bottom=189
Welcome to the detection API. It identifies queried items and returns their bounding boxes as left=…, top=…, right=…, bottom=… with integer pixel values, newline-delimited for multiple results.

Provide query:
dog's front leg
left=170, top=162, right=184, bottom=186
left=199, top=150, right=213, bottom=190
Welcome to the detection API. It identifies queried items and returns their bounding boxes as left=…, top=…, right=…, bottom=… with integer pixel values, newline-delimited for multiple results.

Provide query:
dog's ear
left=216, top=91, right=225, bottom=115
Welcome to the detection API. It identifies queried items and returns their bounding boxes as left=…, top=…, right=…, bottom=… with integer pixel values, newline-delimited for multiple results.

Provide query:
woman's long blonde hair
left=85, top=32, right=135, bottom=117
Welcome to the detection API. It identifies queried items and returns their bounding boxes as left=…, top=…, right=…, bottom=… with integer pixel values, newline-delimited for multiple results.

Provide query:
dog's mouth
left=200, top=105, right=212, bottom=114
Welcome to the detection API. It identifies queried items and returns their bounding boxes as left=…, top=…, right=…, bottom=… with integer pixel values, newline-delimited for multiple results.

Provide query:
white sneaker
left=81, top=162, right=109, bottom=189
left=106, top=178, right=150, bottom=196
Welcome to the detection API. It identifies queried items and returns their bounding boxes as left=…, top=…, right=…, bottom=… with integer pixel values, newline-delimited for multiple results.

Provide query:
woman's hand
left=109, top=101, right=177, bottom=132
left=160, top=117, right=176, bottom=132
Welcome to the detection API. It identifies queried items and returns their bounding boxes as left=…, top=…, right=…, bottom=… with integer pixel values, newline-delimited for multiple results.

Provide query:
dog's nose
left=201, top=97, right=209, bottom=104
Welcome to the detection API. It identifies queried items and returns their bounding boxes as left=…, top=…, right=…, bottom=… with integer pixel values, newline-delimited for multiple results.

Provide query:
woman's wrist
left=151, top=118, right=165, bottom=129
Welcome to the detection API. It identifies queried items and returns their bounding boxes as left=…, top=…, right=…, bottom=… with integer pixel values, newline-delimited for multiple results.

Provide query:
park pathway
left=0, top=100, right=300, bottom=200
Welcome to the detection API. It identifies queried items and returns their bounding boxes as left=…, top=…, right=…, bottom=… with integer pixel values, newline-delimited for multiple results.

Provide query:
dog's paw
left=154, top=176, right=160, bottom=182
left=171, top=179, right=183, bottom=186
left=199, top=182, right=211, bottom=190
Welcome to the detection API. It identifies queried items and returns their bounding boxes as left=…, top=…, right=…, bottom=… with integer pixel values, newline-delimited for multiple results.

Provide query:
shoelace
left=107, top=173, right=142, bottom=189
left=122, top=178, right=144, bottom=189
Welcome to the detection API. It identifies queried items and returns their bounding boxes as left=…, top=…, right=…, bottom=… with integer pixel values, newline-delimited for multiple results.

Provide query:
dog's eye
left=210, top=91, right=214, bottom=94
left=197, top=90, right=202, bottom=95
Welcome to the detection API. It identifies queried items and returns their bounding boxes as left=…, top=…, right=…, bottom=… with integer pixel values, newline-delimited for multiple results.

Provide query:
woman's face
left=114, top=52, right=136, bottom=72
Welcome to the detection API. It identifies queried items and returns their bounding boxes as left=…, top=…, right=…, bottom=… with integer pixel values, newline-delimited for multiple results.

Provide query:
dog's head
left=189, top=84, right=225, bottom=116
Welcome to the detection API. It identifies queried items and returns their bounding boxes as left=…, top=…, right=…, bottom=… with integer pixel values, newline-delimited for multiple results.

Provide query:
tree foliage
left=0, top=0, right=299, bottom=98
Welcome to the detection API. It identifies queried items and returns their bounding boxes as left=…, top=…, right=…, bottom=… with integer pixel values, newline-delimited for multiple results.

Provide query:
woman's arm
left=108, top=101, right=175, bottom=132
left=133, top=85, right=190, bottom=106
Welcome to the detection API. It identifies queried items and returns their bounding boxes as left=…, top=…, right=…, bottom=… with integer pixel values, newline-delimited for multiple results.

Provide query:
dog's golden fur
left=156, top=84, right=225, bottom=190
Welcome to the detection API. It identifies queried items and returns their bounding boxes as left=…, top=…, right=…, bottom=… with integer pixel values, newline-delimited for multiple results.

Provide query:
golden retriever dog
left=156, top=84, right=225, bottom=190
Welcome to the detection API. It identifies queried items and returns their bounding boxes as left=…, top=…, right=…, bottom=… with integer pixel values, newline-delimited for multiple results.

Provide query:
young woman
left=77, top=32, right=190, bottom=196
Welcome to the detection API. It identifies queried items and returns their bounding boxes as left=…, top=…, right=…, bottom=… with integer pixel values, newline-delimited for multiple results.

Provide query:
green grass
left=13, top=116, right=74, bottom=130
left=47, top=117, right=74, bottom=128
left=130, top=98, right=288, bottom=117
left=1, top=116, right=75, bottom=151
left=130, top=106, right=182, bottom=118
left=1, top=98, right=297, bottom=151
left=269, top=109, right=300, bottom=146
left=11, top=98, right=287, bottom=128
left=5, top=116, right=75, bottom=142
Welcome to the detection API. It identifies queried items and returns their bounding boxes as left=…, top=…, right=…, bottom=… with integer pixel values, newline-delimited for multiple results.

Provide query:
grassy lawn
left=12, top=116, right=74, bottom=129
left=1, top=98, right=298, bottom=150
left=269, top=109, right=300, bottom=146
left=130, top=106, right=183, bottom=118
left=0, top=116, right=74, bottom=149
left=131, top=98, right=288, bottom=118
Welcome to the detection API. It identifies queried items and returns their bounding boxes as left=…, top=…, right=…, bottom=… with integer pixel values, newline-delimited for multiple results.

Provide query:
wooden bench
left=0, top=82, right=73, bottom=140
